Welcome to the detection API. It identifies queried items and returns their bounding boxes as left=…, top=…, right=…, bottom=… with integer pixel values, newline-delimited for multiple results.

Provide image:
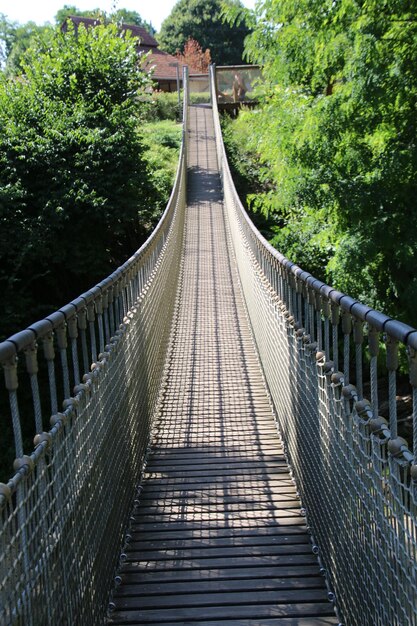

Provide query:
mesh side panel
left=0, top=81, right=189, bottom=626
left=215, top=66, right=261, bottom=103
left=210, top=66, right=417, bottom=626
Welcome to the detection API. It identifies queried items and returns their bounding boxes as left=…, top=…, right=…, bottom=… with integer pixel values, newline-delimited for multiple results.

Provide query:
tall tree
left=225, top=0, right=417, bottom=325
left=112, top=8, right=155, bottom=33
left=54, top=4, right=101, bottom=23
left=0, top=22, right=156, bottom=338
left=0, top=14, right=16, bottom=65
left=55, top=5, right=155, bottom=33
left=158, top=0, right=250, bottom=66
left=176, top=38, right=211, bottom=73
left=0, top=17, right=52, bottom=74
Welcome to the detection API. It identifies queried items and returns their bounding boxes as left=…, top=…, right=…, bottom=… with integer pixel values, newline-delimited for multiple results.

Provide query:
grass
left=141, top=119, right=183, bottom=211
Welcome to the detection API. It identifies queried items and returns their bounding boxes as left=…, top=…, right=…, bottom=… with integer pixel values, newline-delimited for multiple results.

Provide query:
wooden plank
left=123, top=543, right=313, bottom=562
left=146, top=461, right=288, bottom=474
left=141, top=477, right=296, bottom=492
left=140, top=480, right=297, bottom=494
left=141, top=475, right=296, bottom=489
left=148, top=444, right=283, bottom=456
left=153, top=421, right=277, bottom=428
left=152, top=432, right=280, bottom=440
left=140, top=482, right=296, bottom=493
left=129, top=525, right=309, bottom=542
left=135, top=498, right=302, bottom=514
left=154, top=420, right=277, bottom=427
left=149, top=451, right=285, bottom=460
left=117, top=564, right=326, bottom=585
left=130, top=516, right=307, bottom=532
left=158, top=405, right=273, bottom=411
left=155, top=410, right=276, bottom=418
left=144, top=466, right=292, bottom=479
left=151, top=437, right=283, bottom=446
left=129, top=533, right=310, bottom=550
left=131, top=509, right=303, bottom=526
left=147, top=453, right=286, bottom=466
left=152, top=432, right=281, bottom=439
left=151, top=432, right=280, bottom=442
left=113, top=588, right=330, bottom=610
left=140, top=487, right=300, bottom=501
left=148, top=450, right=284, bottom=460
left=155, top=418, right=275, bottom=425
left=121, top=553, right=319, bottom=569
left=113, top=576, right=326, bottom=597
left=109, top=617, right=338, bottom=626
left=108, top=602, right=337, bottom=623
left=154, top=404, right=274, bottom=411
left=139, top=489, right=297, bottom=500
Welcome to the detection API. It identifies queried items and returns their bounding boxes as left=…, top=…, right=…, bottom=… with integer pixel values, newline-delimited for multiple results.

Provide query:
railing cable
left=0, top=68, right=189, bottom=626
left=209, top=63, right=417, bottom=626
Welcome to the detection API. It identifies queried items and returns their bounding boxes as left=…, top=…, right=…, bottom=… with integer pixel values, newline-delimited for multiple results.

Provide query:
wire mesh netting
left=210, top=65, right=417, bottom=626
left=1, top=64, right=417, bottom=626
left=215, top=65, right=262, bottom=104
left=189, top=74, right=210, bottom=104
left=0, top=72, right=189, bottom=626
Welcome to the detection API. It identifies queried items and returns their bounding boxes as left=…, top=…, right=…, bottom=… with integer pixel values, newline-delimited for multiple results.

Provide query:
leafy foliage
left=0, top=22, right=161, bottom=339
left=0, top=16, right=53, bottom=74
left=145, top=91, right=181, bottom=121
left=221, top=113, right=291, bottom=243
left=158, top=0, right=250, bottom=65
left=176, top=38, right=211, bottom=73
left=141, top=120, right=182, bottom=204
left=0, top=6, right=154, bottom=74
left=225, top=0, right=417, bottom=325
left=112, top=8, right=156, bottom=33
left=54, top=5, right=101, bottom=24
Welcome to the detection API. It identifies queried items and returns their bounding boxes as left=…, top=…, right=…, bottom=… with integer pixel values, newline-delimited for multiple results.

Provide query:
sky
left=0, top=0, right=256, bottom=32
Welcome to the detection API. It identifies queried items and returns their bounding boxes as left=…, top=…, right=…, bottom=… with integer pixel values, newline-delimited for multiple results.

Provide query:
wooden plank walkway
left=109, top=105, right=338, bottom=626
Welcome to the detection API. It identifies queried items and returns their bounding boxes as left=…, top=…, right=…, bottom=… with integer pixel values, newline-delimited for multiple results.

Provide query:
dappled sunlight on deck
left=108, top=105, right=336, bottom=625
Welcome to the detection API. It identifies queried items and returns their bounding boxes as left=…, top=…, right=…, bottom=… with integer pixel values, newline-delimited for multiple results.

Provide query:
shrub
left=0, top=22, right=157, bottom=338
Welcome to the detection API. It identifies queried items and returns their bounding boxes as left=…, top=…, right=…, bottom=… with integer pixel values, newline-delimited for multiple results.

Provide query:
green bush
left=223, top=0, right=417, bottom=326
left=190, top=92, right=210, bottom=104
left=0, top=22, right=159, bottom=339
left=141, top=120, right=182, bottom=207
left=144, top=91, right=180, bottom=121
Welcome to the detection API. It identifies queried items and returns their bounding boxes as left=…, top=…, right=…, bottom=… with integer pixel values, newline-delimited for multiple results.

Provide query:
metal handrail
left=0, top=67, right=190, bottom=626
left=0, top=69, right=188, bottom=468
left=210, top=64, right=417, bottom=347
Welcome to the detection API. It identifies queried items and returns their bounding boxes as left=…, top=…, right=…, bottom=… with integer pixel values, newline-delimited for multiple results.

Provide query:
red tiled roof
left=62, top=17, right=205, bottom=82
left=120, top=24, right=158, bottom=47
left=61, top=15, right=101, bottom=31
left=140, top=47, right=186, bottom=80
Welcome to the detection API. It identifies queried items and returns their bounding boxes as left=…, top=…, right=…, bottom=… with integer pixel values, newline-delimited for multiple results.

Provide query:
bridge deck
left=109, top=106, right=337, bottom=625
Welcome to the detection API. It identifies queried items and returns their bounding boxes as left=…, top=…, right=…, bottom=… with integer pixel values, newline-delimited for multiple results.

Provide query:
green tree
left=55, top=5, right=155, bottom=33
left=112, top=8, right=155, bottom=33
left=54, top=4, right=101, bottom=23
left=0, top=13, right=16, bottom=64
left=0, top=16, right=53, bottom=74
left=0, top=22, right=157, bottom=338
left=158, top=0, right=250, bottom=65
left=1, top=7, right=154, bottom=74
left=225, top=0, right=417, bottom=325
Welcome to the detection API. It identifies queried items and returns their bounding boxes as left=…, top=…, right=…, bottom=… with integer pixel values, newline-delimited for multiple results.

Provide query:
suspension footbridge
left=0, top=67, right=416, bottom=626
